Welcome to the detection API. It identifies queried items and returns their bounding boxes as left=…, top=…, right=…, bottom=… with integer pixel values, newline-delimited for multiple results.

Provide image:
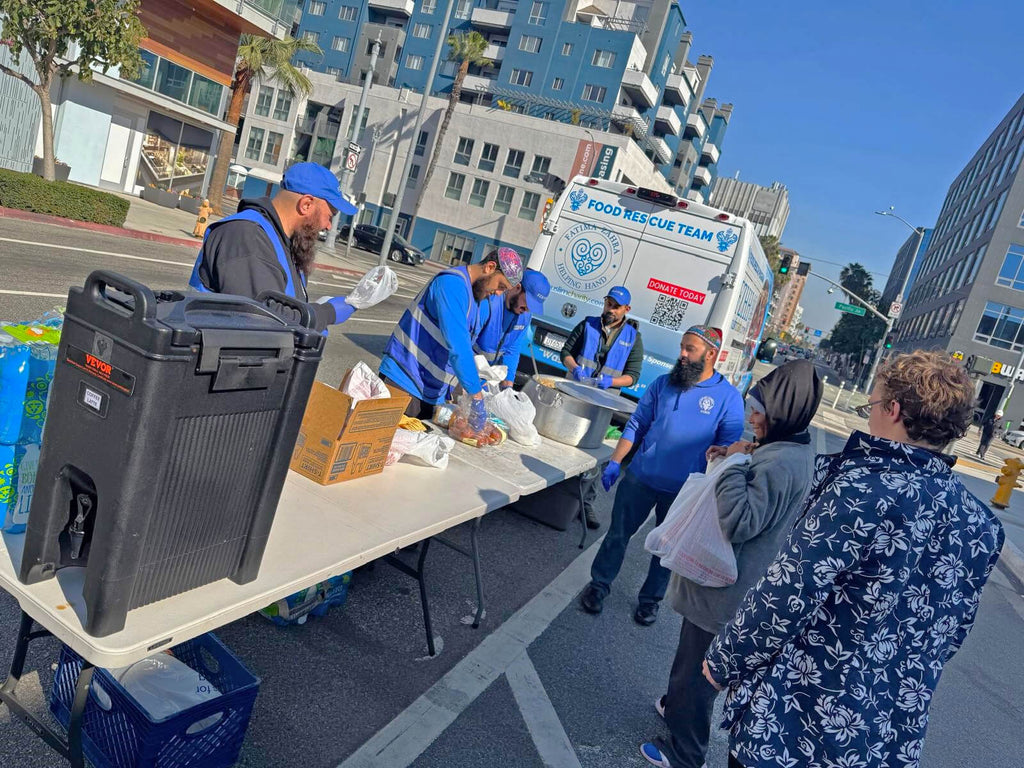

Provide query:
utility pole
left=326, top=31, right=381, bottom=250
left=377, top=0, right=457, bottom=267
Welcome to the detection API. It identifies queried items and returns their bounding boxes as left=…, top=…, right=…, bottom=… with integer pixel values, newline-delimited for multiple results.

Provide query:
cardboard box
left=289, top=381, right=410, bottom=484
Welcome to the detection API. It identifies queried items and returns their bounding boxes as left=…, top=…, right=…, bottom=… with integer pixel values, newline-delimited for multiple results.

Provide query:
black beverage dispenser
left=19, top=271, right=324, bottom=636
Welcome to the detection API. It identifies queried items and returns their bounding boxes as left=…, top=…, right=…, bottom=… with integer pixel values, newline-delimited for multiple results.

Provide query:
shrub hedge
left=0, top=167, right=130, bottom=227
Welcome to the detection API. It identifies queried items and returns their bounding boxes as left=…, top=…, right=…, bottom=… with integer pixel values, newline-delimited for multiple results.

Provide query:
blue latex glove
left=601, top=461, right=621, bottom=492
left=468, top=396, right=487, bottom=431
left=571, top=366, right=591, bottom=382
left=596, top=374, right=614, bottom=389
left=325, top=296, right=355, bottom=325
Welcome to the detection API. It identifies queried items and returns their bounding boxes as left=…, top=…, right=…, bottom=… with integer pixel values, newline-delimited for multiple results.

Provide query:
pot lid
left=554, top=381, right=638, bottom=414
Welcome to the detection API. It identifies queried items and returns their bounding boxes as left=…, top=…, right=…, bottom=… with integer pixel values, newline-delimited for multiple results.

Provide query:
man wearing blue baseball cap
left=189, top=162, right=386, bottom=331
left=474, top=267, right=550, bottom=388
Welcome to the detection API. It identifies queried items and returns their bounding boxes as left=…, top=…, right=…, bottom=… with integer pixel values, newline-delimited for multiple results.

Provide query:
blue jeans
left=589, top=471, right=676, bottom=605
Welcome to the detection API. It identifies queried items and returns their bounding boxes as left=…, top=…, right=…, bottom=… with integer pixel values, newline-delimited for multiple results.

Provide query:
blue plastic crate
left=50, top=633, right=260, bottom=768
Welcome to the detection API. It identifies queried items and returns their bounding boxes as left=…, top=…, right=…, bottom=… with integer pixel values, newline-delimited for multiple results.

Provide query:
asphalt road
left=1, top=219, right=1023, bottom=768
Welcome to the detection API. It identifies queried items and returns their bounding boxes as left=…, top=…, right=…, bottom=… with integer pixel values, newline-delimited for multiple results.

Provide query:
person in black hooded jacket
left=640, top=360, right=823, bottom=768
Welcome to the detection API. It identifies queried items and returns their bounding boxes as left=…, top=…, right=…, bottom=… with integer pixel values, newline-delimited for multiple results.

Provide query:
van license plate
left=539, top=332, right=566, bottom=351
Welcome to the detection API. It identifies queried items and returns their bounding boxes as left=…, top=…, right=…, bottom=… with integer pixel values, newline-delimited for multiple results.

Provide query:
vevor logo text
left=85, top=353, right=112, bottom=376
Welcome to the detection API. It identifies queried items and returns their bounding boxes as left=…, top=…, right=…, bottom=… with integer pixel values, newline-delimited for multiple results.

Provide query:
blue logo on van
left=716, top=229, right=739, bottom=253
left=568, top=189, right=588, bottom=211
left=553, top=222, right=623, bottom=293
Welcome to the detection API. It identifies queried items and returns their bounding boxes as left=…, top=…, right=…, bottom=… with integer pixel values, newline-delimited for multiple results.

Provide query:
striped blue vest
left=578, top=316, right=637, bottom=377
left=383, top=266, right=478, bottom=405
left=473, top=294, right=530, bottom=364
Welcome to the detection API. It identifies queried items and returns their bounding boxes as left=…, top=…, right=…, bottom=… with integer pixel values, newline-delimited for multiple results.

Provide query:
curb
left=0, top=205, right=200, bottom=248
left=998, top=537, right=1024, bottom=590
left=313, top=262, right=364, bottom=279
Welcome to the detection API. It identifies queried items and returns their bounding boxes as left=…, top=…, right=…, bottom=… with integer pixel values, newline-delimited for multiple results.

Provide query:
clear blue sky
left=683, top=0, right=1024, bottom=336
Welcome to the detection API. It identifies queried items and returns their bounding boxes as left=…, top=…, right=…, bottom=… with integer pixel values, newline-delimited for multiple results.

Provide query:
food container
left=522, top=375, right=636, bottom=448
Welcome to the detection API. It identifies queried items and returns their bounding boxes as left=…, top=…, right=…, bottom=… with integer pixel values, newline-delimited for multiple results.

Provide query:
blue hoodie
left=622, top=372, right=744, bottom=495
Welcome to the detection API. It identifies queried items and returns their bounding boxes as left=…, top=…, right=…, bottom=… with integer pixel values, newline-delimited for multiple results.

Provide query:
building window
left=530, top=155, right=551, bottom=177
left=561, top=43, right=573, bottom=56
left=254, top=85, right=273, bottom=117
left=326, top=67, right=341, bottom=77
left=421, top=0, right=436, bottom=13
left=494, top=184, right=515, bottom=214
left=469, top=178, right=490, bottom=207
left=503, top=149, right=524, bottom=178
left=273, top=90, right=293, bottom=121
left=454, top=137, right=474, bottom=166
left=552, top=77, right=564, bottom=90
left=339, top=5, right=357, bottom=21
left=413, top=23, right=431, bottom=39
left=302, top=31, right=319, bottom=44
left=415, top=130, right=429, bottom=156
left=581, top=84, right=607, bottom=102
left=332, top=36, right=350, bottom=52
left=479, top=142, right=499, bottom=172
left=591, top=50, right=616, bottom=68
left=519, top=34, right=542, bottom=53
left=155, top=58, right=192, bottom=102
left=308, top=0, right=326, bottom=15
left=509, top=69, right=533, bottom=86
left=519, top=191, right=541, bottom=220
left=406, top=54, right=424, bottom=71
left=455, top=0, right=472, bottom=19
left=244, top=127, right=265, bottom=161
left=996, top=244, right=1024, bottom=290
left=348, top=108, right=369, bottom=135
left=975, top=301, right=1024, bottom=351
left=529, top=1, right=547, bottom=24
left=263, top=131, right=284, bottom=165
left=407, top=164, right=420, bottom=188
left=445, top=172, right=466, bottom=201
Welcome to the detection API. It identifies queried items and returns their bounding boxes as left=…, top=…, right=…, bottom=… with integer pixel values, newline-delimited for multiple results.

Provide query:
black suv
left=352, top=225, right=425, bottom=266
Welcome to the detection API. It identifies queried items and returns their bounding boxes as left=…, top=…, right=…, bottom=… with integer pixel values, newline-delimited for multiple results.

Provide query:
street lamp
left=866, top=208, right=926, bottom=395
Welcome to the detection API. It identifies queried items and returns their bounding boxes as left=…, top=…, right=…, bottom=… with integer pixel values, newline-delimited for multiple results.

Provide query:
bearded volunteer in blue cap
left=189, top=162, right=392, bottom=331
left=560, top=285, right=644, bottom=528
left=474, top=267, right=550, bottom=388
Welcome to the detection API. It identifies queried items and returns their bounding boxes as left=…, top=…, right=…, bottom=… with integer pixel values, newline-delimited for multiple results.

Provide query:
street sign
left=347, top=141, right=362, bottom=155
left=889, top=301, right=902, bottom=318
left=814, top=329, right=822, bottom=337
left=835, top=301, right=866, bottom=316
left=344, top=151, right=358, bottom=172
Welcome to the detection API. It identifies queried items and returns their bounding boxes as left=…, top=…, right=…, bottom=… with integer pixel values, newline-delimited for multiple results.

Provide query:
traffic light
left=797, top=261, right=810, bottom=276
left=884, top=335, right=893, bottom=350
left=779, top=254, right=792, bottom=274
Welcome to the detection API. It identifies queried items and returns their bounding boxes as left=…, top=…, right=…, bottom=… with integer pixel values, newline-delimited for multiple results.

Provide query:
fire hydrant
left=991, top=457, right=1024, bottom=509
left=192, top=198, right=213, bottom=238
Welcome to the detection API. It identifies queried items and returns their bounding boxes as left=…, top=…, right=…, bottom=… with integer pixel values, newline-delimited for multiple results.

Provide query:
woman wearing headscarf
left=640, top=360, right=823, bottom=768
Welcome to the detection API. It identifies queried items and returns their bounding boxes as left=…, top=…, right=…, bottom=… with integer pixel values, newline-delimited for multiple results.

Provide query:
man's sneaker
left=640, top=742, right=671, bottom=767
left=585, top=507, right=601, bottom=529
left=634, top=602, right=660, bottom=626
left=655, top=694, right=667, bottom=718
left=580, top=584, right=605, bottom=614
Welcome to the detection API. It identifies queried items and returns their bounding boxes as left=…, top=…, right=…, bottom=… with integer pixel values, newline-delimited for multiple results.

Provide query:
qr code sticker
left=650, top=294, right=689, bottom=330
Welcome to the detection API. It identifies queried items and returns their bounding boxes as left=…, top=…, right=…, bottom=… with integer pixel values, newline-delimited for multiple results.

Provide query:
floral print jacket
left=705, top=432, right=1005, bottom=768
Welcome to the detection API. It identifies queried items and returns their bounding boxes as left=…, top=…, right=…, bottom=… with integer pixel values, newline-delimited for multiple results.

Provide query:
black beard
left=601, top=311, right=616, bottom=326
left=290, top=220, right=319, bottom=277
left=669, top=357, right=705, bottom=390
left=472, top=275, right=491, bottom=301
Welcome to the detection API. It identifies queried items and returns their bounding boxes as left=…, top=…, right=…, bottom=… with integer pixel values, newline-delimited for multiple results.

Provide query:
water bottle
left=0, top=333, right=30, bottom=444
left=20, top=343, right=58, bottom=444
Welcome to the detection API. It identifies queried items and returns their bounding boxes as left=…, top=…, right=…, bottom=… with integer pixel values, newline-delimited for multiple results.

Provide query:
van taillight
left=587, top=179, right=599, bottom=186
left=625, top=187, right=637, bottom=195
left=636, top=187, right=678, bottom=206
left=677, top=200, right=689, bottom=209
left=716, top=213, right=730, bottom=221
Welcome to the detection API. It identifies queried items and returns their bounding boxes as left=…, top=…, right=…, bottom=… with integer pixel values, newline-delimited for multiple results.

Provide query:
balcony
left=701, top=142, right=720, bottom=165
left=463, top=73, right=498, bottom=93
left=645, top=135, right=673, bottom=165
left=367, top=0, right=415, bottom=15
left=685, top=112, right=706, bottom=140
left=471, top=7, right=514, bottom=29
left=483, top=43, right=505, bottom=62
left=210, top=0, right=299, bottom=38
left=654, top=105, right=682, bottom=136
left=663, top=73, right=690, bottom=108
left=621, top=68, right=658, bottom=108
left=692, top=165, right=712, bottom=187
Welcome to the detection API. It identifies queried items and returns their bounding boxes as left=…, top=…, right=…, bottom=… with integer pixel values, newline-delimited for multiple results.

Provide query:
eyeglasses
left=854, top=400, right=887, bottom=419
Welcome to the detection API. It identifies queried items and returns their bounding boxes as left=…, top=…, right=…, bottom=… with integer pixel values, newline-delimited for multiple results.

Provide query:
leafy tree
left=0, top=0, right=147, bottom=181
left=207, top=34, right=321, bottom=214
left=827, top=263, right=887, bottom=364
left=760, top=235, right=791, bottom=291
left=412, top=31, right=491, bottom=228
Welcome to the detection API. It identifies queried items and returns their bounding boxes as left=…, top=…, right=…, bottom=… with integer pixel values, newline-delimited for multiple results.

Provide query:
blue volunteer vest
left=383, top=266, right=478, bottom=404
left=188, top=208, right=302, bottom=298
left=473, top=294, right=530, bottom=365
left=578, top=316, right=637, bottom=377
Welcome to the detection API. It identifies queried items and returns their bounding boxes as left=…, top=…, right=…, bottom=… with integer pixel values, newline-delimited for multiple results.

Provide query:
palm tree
left=412, top=31, right=491, bottom=224
left=207, top=34, right=322, bottom=214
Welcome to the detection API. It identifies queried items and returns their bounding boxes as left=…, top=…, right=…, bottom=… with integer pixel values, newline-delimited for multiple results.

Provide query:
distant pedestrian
left=977, top=409, right=1000, bottom=461
left=640, top=360, right=823, bottom=768
left=701, top=351, right=1004, bottom=768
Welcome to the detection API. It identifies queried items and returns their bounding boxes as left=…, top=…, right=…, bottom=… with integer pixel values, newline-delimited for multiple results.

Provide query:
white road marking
left=0, top=236, right=193, bottom=268
left=507, top=653, right=583, bottom=768
left=0, top=289, right=67, bottom=299
left=816, top=425, right=828, bottom=454
left=342, top=318, right=397, bottom=325
left=337, top=536, right=603, bottom=768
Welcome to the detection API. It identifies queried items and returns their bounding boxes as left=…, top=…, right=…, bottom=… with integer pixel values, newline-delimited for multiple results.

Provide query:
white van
left=522, top=176, right=774, bottom=397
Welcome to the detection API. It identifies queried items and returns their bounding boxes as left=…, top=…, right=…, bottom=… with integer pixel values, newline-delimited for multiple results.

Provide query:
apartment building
left=710, top=176, right=790, bottom=239
left=768, top=248, right=805, bottom=335
left=879, top=226, right=933, bottom=308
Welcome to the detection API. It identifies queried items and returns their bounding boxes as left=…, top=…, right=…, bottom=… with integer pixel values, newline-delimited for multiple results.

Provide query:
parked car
left=1003, top=430, right=1024, bottom=448
left=317, top=225, right=350, bottom=242
left=351, top=225, right=425, bottom=266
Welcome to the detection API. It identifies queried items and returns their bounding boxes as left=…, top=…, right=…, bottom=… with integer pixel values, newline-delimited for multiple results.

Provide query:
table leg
left=577, top=474, right=588, bottom=550
left=415, top=540, right=436, bottom=657
left=469, top=518, right=485, bottom=629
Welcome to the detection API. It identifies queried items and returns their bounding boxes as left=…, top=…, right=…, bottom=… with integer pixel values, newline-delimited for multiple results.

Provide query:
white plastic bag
left=387, top=429, right=455, bottom=469
left=101, top=654, right=222, bottom=733
left=341, top=361, right=391, bottom=403
left=345, top=265, right=399, bottom=309
left=486, top=388, right=540, bottom=446
left=644, top=454, right=748, bottom=587
left=474, top=355, right=508, bottom=391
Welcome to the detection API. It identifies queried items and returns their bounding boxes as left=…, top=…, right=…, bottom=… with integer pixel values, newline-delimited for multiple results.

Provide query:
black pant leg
left=656, top=619, right=719, bottom=768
